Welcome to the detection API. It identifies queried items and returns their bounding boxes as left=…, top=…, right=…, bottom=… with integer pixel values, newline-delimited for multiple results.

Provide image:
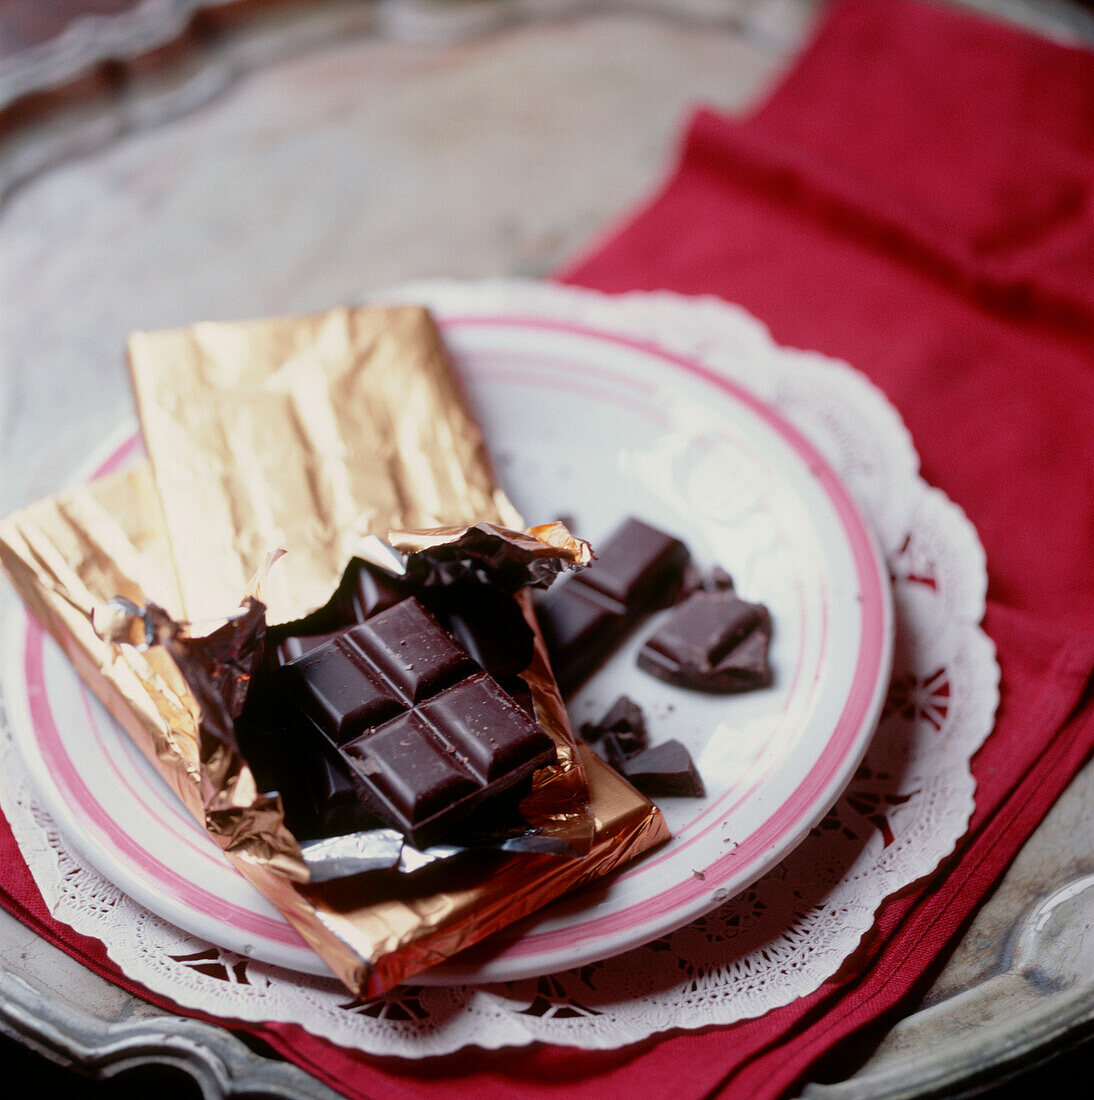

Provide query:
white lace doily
left=0, top=281, right=997, bottom=1056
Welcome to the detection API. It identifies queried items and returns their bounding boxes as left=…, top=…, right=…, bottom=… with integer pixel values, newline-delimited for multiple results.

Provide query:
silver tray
left=3, top=1, right=1094, bottom=1094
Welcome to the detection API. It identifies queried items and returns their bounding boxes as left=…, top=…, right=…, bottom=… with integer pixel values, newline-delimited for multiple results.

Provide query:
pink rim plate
left=8, top=310, right=894, bottom=984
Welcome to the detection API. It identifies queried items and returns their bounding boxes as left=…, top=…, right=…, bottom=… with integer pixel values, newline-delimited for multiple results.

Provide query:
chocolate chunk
left=637, top=589, right=772, bottom=693
left=538, top=517, right=690, bottom=694
left=580, top=695, right=648, bottom=753
left=279, top=596, right=556, bottom=847
left=577, top=693, right=705, bottom=799
left=600, top=730, right=640, bottom=773
left=620, top=739, right=705, bottom=798
left=598, top=695, right=647, bottom=736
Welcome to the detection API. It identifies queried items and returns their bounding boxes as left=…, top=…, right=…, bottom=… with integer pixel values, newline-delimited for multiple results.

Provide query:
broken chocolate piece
left=598, top=694, right=647, bottom=736
left=278, top=596, right=556, bottom=847
left=638, top=589, right=772, bottom=693
left=582, top=697, right=704, bottom=797
left=620, top=739, right=705, bottom=798
left=601, top=730, right=639, bottom=773
left=581, top=695, right=650, bottom=772
left=581, top=694, right=648, bottom=749
left=538, top=517, right=690, bottom=695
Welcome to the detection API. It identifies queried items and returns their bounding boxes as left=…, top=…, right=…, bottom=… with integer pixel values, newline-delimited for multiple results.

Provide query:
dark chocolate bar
left=538, top=517, right=689, bottom=695
left=637, top=589, right=772, bottom=693
left=278, top=596, right=556, bottom=846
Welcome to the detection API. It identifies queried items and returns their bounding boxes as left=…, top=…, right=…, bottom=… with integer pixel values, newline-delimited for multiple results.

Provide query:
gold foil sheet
left=0, top=303, right=670, bottom=996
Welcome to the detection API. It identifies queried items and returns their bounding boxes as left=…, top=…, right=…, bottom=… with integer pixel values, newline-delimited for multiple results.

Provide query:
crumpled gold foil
left=0, top=303, right=670, bottom=996
left=0, top=466, right=205, bottom=818
left=128, top=305, right=524, bottom=626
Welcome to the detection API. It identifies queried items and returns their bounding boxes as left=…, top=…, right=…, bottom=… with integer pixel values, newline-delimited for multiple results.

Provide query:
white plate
left=5, top=290, right=894, bottom=984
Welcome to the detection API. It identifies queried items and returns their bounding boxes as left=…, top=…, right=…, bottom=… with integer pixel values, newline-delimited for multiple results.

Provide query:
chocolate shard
left=600, top=730, right=639, bottom=773
left=637, top=589, right=773, bottom=693
left=278, top=595, right=556, bottom=847
left=580, top=695, right=648, bottom=755
left=598, top=695, right=648, bottom=736
left=538, top=517, right=690, bottom=695
left=620, top=739, right=705, bottom=798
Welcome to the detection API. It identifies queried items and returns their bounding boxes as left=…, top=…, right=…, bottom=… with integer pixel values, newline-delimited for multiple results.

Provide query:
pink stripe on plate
left=93, top=432, right=143, bottom=478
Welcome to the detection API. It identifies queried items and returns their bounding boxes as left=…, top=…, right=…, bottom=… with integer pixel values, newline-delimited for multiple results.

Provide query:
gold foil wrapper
left=0, top=303, right=669, bottom=996
left=128, top=305, right=524, bottom=626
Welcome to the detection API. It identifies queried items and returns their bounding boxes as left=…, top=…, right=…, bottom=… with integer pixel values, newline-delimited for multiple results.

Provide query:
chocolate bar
left=637, top=589, right=772, bottom=693
left=277, top=595, right=556, bottom=846
left=538, top=517, right=690, bottom=694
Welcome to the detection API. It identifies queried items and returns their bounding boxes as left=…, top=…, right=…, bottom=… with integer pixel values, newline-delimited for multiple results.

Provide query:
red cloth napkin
left=5, top=0, right=1094, bottom=1096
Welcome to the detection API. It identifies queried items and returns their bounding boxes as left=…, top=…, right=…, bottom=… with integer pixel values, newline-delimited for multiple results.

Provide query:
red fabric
left=5, top=0, right=1094, bottom=1096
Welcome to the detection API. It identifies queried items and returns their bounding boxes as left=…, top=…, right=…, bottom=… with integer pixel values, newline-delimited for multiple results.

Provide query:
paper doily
left=0, top=280, right=997, bottom=1056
